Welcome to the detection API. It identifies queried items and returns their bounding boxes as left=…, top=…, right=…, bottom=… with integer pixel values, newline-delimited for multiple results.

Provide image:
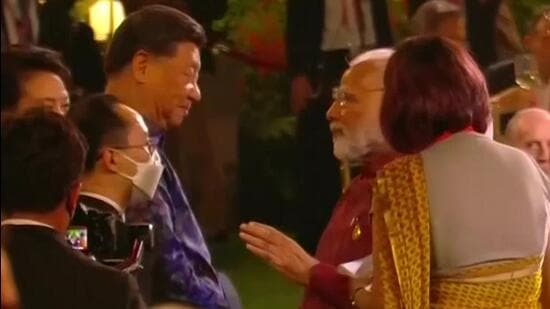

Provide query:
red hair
left=380, top=36, right=489, bottom=154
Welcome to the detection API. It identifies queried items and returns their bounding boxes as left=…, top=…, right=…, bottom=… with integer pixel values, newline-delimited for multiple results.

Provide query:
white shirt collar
left=79, top=191, right=126, bottom=221
left=1, top=218, right=55, bottom=230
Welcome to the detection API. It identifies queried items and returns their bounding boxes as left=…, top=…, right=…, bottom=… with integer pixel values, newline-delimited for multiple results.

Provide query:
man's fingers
left=245, top=243, right=279, bottom=264
left=239, top=231, right=285, bottom=258
left=239, top=231, right=268, bottom=248
left=241, top=222, right=290, bottom=245
left=240, top=222, right=271, bottom=238
left=246, top=243, right=287, bottom=270
left=250, top=222, right=299, bottom=244
left=241, top=222, right=275, bottom=235
left=245, top=244, right=305, bottom=285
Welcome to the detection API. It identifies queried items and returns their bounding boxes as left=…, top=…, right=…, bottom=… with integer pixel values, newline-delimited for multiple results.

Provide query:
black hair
left=67, top=94, right=129, bottom=173
left=104, top=4, right=206, bottom=75
left=1, top=109, right=86, bottom=214
left=1, top=46, right=71, bottom=111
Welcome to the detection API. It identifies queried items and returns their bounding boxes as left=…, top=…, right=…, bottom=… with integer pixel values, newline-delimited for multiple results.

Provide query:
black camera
left=67, top=206, right=154, bottom=267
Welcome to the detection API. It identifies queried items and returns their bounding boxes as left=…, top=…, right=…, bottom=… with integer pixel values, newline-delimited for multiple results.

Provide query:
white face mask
left=109, top=149, right=164, bottom=201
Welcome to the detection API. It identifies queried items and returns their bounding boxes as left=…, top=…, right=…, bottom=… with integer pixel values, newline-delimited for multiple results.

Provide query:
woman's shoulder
left=378, top=154, right=422, bottom=175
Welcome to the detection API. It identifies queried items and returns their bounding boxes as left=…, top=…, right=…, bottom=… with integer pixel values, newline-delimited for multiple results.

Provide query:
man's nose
left=188, top=82, right=201, bottom=103
left=52, top=104, right=65, bottom=116
left=326, top=101, right=343, bottom=122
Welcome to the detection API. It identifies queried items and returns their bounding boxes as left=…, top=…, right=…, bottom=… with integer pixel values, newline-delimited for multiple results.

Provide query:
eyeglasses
left=332, top=87, right=384, bottom=107
left=109, top=140, right=156, bottom=155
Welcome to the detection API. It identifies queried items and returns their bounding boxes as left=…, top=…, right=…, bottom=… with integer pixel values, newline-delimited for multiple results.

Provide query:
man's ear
left=132, top=50, right=151, bottom=84
left=102, top=149, right=136, bottom=176
left=101, top=149, right=119, bottom=173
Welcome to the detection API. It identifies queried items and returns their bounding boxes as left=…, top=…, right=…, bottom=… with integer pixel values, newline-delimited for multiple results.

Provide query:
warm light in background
left=89, top=0, right=125, bottom=41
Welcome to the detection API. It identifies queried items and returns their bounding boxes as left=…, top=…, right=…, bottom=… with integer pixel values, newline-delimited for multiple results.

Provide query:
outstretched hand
left=239, top=221, right=318, bottom=286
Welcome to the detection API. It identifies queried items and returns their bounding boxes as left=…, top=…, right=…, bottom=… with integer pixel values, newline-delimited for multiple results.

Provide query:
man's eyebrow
left=44, top=96, right=69, bottom=100
left=363, top=87, right=384, bottom=92
left=39, top=98, right=58, bottom=102
left=335, top=89, right=357, bottom=101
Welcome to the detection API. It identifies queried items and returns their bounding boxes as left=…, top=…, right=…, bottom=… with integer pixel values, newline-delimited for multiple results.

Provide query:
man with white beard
left=239, top=49, right=398, bottom=309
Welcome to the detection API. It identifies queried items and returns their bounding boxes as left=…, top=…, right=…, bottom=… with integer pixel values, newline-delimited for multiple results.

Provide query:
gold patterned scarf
left=372, top=155, right=543, bottom=308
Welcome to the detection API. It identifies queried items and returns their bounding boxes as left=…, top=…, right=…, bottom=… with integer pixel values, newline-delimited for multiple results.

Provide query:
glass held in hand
left=514, top=54, right=543, bottom=90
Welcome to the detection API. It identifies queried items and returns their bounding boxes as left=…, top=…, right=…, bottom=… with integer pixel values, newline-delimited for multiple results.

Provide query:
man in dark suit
left=0, top=109, right=146, bottom=309
left=286, top=0, right=393, bottom=253
left=68, top=94, right=164, bottom=302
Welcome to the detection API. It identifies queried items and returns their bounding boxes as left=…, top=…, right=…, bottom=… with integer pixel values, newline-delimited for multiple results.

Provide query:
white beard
left=330, top=121, right=387, bottom=162
left=332, top=134, right=369, bottom=162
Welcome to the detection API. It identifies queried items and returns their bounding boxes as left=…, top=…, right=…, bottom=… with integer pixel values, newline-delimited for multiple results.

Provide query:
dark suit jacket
left=286, top=0, right=394, bottom=79
left=484, top=59, right=515, bottom=95
left=1, top=224, right=145, bottom=309
left=71, top=195, right=131, bottom=260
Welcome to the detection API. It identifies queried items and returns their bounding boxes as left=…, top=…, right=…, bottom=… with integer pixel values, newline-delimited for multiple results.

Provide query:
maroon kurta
left=301, top=156, right=394, bottom=309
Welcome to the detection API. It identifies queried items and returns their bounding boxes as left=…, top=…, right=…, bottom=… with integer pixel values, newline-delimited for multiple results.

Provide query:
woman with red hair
left=353, top=36, right=550, bottom=308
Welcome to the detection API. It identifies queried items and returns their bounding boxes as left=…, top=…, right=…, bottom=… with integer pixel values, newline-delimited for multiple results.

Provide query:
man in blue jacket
left=104, top=5, right=238, bottom=308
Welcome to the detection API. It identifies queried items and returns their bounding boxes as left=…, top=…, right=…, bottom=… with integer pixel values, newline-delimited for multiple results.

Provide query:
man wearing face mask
left=68, top=94, right=163, bottom=263
left=1, top=109, right=146, bottom=309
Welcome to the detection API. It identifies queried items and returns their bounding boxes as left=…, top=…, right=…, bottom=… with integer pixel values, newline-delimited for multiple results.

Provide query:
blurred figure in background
left=484, top=8, right=549, bottom=141
left=410, top=0, right=467, bottom=45
left=1, top=0, right=39, bottom=46
left=38, top=0, right=105, bottom=95
left=506, top=108, right=550, bottom=176
left=524, top=7, right=550, bottom=109
left=1, top=46, right=70, bottom=115
left=38, top=0, right=74, bottom=53
left=486, top=7, right=550, bottom=106
left=466, top=0, right=523, bottom=68
left=64, top=22, right=106, bottom=94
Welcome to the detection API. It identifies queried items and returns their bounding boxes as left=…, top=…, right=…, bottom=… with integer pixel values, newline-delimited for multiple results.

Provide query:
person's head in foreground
left=506, top=108, right=550, bottom=175
left=68, top=94, right=163, bottom=209
left=1, top=46, right=71, bottom=116
left=327, top=48, right=395, bottom=163
left=410, top=0, right=466, bottom=46
left=104, top=4, right=206, bottom=132
left=1, top=109, right=86, bottom=233
left=381, top=36, right=489, bottom=154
